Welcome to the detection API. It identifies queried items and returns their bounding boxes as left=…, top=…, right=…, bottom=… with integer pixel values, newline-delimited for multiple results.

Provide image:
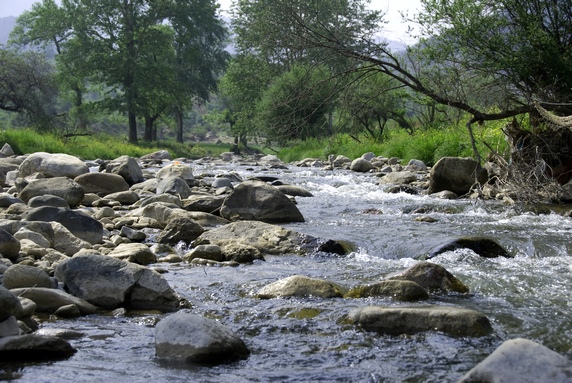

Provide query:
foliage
left=278, top=119, right=509, bottom=165
left=256, top=64, right=337, bottom=144
left=10, top=0, right=228, bottom=142
left=0, top=48, right=58, bottom=130
left=0, top=128, right=238, bottom=160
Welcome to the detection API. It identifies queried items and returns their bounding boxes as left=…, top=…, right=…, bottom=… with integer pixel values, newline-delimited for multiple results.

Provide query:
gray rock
left=51, top=222, right=93, bottom=256
left=220, top=243, right=264, bottom=263
left=18, top=152, right=89, bottom=179
left=156, top=216, right=204, bottom=245
left=347, top=305, right=492, bottom=337
left=184, top=245, right=224, bottom=262
left=211, top=177, right=233, bottom=189
left=378, top=171, right=418, bottom=185
left=0, top=228, right=21, bottom=260
left=27, top=194, right=70, bottom=209
left=2, top=264, right=54, bottom=289
left=429, top=237, right=511, bottom=259
left=257, top=275, right=347, bottom=299
left=18, top=177, right=85, bottom=207
left=405, top=159, right=428, bottom=172
left=332, top=155, right=351, bottom=168
left=389, top=261, right=469, bottom=293
left=103, top=190, right=139, bottom=205
left=193, top=221, right=304, bottom=255
left=182, top=195, right=225, bottom=213
left=120, top=226, right=146, bottom=242
left=0, top=143, right=15, bottom=157
left=55, top=253, right=180, bottom=311
left=54, top=304, right=81, bottom=318
left=140, top=150, right=171, bottom=161
left=345, top=280, right=429, bottom=301
left=457, top=338, right=572, bottom=383
left=220, top=180, right=304, bottom=223
left=0, top=316, right=20, bottom=337
left=155, top=312, right=250, bottom=364
left=156, top=176, right=192, bottom=199
left=0, top=334, right=76, bottom=360
left=350, top=158, right=374, bottom=173
left=10, top=287, right=97, bottom=315
left=0, top=193, right=24, bottom=208
left=23, top=207, right=103, bottom=244
left=103, top=155, right=144, bottom=186
left=156, top=163, right=194, bottom=186
left=428, top=157, right=488, bottom=195
left=74, top=172, right=130, bottom=196
left=0, top=286, right=23, bottom=321
left=107, top=243, right=157, bottom=265
left=275, top=184, right=314, bottom=197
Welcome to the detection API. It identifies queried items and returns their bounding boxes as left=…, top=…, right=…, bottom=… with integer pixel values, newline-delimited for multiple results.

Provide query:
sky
left=0, top=0, right=422, bottom=42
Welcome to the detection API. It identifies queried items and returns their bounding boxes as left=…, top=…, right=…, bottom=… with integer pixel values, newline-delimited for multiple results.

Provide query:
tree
left=255, top=64, right=337, bottom=144
left=12, top=0, right=228, bottom=143
left=218, top=54, right=273, bottom=148
left=338, top=70, right=412, bottom=140
left=0, top=48, right=58, bottom=129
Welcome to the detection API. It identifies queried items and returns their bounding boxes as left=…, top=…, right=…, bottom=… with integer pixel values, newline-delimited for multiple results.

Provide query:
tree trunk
left=175, top=107, right=184, bottom=143
left=143, top=115, right=153, bottom=141
left=128, top=110, right=137, bottom=143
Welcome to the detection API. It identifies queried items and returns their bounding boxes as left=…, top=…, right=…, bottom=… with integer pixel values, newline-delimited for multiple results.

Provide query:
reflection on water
left=4, top=165, right=572, bottom=382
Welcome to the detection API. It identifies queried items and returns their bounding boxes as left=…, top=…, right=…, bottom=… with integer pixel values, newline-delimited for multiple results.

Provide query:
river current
left=3, top=163, right=572, bottom=382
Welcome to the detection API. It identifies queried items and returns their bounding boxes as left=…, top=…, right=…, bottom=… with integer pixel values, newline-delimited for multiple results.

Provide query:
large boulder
left=103, top=155, right=144, bottom=186
left=389, top=261, right=469, bottom=293
left=350, top=158, right=374, bottom=173
left=193, top=221, right=310, bottom=255
left=428, top=157, right=488, bottom=195
left=18, top=152, right=88, bottom=179
left=18, top=177, right=85, bottom=207
left=51, top=222, right=93, bottom=256
left=55, top=253, right=180, bottom=311
left=347, top=305, right=492, bottom=337
left=257, top=275, right=347, bottom=299
left=378, top=171, right=418, bottom=185
left=220, top=180, right=304, bottom=223
left=458, top=338, right=572, bottom=383
left=428, top=236, right=512, bottom=259
left=23, top=207, right=103, bottom=244
left=155, top=312, right=250, bottom=364
left=74, top=172, right=130, bottom=196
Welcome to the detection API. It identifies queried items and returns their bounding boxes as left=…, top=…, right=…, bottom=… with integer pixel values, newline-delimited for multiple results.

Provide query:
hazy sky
left=0, top=0, right=422, bottom=42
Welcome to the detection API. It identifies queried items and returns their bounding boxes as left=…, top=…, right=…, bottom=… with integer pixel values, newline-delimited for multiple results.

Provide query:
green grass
left=278, top=120, right=510, bottom=166
left=0, top=129, right=238, bottom=160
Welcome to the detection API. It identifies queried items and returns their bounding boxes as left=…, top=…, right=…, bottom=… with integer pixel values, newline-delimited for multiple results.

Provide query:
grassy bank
left=277, top=121, right=510, bottom=166
left=0, top=129, right=236, bottom=160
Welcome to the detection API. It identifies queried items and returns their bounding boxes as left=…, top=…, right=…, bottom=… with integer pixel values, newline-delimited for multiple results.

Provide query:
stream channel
left=2, top=162, right=572, bottom=382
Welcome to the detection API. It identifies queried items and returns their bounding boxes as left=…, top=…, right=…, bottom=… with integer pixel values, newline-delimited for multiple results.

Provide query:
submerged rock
left=155, top=312, right=249, bottom=364
left=428, top=236, right=511, bottom=259
left=389, top=261, right=469, bottom=293
left=347, top=305, right=492, bottom=337
left=0, top=334, right=76, bottom=360
left=458, top=338, right=572, bottom=383
left=257, top=275, right=347, bottom=299
left=345, top=280, right=429, bottom=301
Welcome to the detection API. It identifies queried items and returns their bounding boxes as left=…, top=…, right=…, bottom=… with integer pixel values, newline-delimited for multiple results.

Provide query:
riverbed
left=2, top=163, right=572, bottom=382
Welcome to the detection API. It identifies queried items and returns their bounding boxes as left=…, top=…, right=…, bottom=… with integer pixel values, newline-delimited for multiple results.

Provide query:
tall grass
left=0, top=129, right=236, bottom=160
left=278, top=120, right=509, bottom=165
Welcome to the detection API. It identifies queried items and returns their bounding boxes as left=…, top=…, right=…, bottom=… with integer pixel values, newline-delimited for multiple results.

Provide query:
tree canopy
left=10, top=0, right=228, bottom=142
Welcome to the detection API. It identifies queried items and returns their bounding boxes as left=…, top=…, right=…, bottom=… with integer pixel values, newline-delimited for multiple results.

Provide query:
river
left=2, top=162, right=572, bottom=382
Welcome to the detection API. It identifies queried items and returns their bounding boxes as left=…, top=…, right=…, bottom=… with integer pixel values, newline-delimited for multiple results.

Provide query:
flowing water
left=2, top=164, right=572, bottom=382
